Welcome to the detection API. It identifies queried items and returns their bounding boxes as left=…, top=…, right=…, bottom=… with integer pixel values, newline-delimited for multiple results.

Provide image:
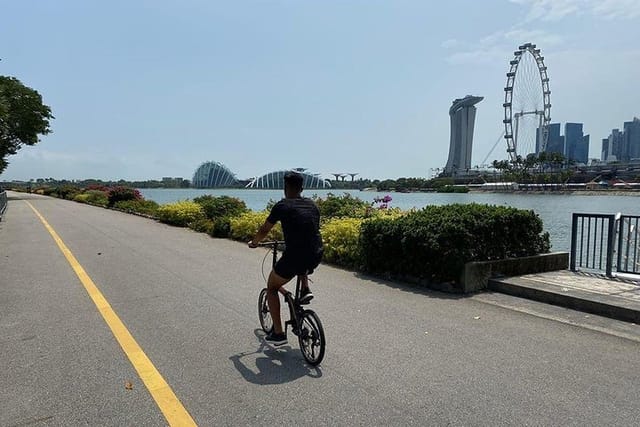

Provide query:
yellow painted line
left=26, top=201, right=197, bottom=427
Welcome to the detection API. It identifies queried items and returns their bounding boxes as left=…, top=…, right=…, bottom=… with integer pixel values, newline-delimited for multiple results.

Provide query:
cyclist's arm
left=248, top=220, right=275, bottom=247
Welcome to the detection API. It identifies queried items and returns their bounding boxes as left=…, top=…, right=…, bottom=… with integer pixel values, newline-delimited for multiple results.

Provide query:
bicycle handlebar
left=257, top=240, right=285, bottom=248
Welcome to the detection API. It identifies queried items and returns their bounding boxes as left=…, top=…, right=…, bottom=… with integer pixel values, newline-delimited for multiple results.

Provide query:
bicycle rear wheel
left=258, top=288, right=273, bottom=333
left=298, top=310, right=325, bottom=366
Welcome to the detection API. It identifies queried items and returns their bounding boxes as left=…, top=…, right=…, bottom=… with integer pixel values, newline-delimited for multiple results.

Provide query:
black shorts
left=274, top=250, right=322, bottom=280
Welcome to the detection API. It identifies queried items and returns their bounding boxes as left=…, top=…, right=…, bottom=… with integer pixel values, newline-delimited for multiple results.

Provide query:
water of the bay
left=138, top=188, right=639, bottom=252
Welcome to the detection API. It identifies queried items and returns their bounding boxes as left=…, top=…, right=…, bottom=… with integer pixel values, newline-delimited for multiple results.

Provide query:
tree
left=0, top=76, right=53, bottom=174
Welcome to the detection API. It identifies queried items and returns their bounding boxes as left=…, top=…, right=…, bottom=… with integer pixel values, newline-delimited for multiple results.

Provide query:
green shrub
left=114, top=199, right=159, bottom=216
left=313, top=193, right=370, bottom=218
left=156, top=201, right=205, bottom=227
left=320, top=217, right=363, bottom=267
left=188, top=218, right=215, bottom=234
left=364, top=206, right=406, bottom=220
left=82, top=190, right=109, bottom=206
left=107, top=186, right=142, bottom=207
left=56, top=185, right=81, bottom=200
left=41, top=187, right=57, bottom=196
left=210, top=216, right=232, bottom=238
left=193, top=195, right=248, bottom=220
left=74, top=193, right=91, bottom=203
left=229, top=211, right=283, bottom=241
left=360, top=203, right=550, bottom=283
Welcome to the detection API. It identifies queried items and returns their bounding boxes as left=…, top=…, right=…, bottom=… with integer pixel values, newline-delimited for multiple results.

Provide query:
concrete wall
left=460, top=252, right=569, bottom=294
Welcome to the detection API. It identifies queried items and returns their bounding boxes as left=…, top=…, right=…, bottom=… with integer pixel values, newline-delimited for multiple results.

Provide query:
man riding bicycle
left=249, top=171, right=323, bottom=346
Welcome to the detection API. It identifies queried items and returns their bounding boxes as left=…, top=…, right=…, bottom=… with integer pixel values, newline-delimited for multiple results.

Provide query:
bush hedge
left=114, top=199, right=159, bottom=216
left=191, top=195, right=249, bottom=238
left=313, top=193, right=370, bottom=218
left=229, top=211, right=283, bottom=241
left=156, top=201, right=205, bottom=227
left=71, top=190, right=109, bottom=207
left=188, top=218, right=216, bottom=234
left=108, top=186, right=142, bottom=207
left=360, top=203, right=550, bottom=283
left=56, top=185, right=82, bottom=200
left=320, top=217, right=363, bottom=268
left=193, top=195, right=248, bottom=219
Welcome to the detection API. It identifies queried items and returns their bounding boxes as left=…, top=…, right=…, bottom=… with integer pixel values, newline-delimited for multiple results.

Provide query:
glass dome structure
left=192, top=161, right=238, bottom=188
left=246, top=170, right=331, bottom=189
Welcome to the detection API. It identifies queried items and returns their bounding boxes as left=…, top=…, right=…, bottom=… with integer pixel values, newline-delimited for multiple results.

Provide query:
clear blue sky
left=1, top=0, right=639, bottom=181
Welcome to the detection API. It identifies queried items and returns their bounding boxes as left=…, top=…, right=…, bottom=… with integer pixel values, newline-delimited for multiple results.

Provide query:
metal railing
left=617, top=215, right=640, bottom=275
left=570, top=213, right=616, bottom=276
left=570, top=212, right=640, bottom=277
left=0, top=190, right=7, bottom=219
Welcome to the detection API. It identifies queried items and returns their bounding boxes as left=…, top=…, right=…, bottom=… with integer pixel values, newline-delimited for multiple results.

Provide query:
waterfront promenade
left=2, top=192, right=640, bottom=426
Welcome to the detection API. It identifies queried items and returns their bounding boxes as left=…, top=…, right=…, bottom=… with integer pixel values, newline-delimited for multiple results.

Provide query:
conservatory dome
left=246, top=169, right=331, bottom=189
left=192, top=161, right=238, bottom=188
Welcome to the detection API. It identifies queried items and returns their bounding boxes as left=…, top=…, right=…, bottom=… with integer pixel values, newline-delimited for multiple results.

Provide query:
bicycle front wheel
left=298, top=309, right=325, bottom=366
left=258, top=288, right=273, bottom=333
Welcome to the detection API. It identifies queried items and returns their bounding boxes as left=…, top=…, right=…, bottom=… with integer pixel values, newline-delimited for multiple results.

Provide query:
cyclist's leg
left=301, top=250, right=322, bottom=294
left=267, top=269, right=291, bottom=335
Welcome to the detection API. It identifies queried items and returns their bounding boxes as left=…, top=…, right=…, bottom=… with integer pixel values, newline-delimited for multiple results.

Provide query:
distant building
left=600, top=119, right=640, bottom=163
left=575, top=135, right=589, bottom=164
left=246, top=170, right=331, bottom=189
left=549, top=123, right=565, bottom=155
left=561, top=123, right=589, bottom=164
left=601, top=138, right=609, bottom=161
left=192, top=161, right=238, bottom=188
left=444, top=95, right=483, bottom=175
left=539, top=123, right=564, bottom=155
left=623, top=118, right=640, bottom=160
left=611, top=129, right=623, bottom=161
left=564, top=123, right=583, bottom=163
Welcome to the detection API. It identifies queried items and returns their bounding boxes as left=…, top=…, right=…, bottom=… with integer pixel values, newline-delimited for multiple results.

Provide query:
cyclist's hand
left=248, top=240, right=258, bottom=248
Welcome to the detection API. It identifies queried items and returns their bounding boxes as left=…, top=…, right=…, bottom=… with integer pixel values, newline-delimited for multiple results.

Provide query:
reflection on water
left=138, top=188, right=639, bottom=252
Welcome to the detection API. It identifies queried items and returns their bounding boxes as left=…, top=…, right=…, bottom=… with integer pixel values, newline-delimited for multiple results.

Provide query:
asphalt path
left=2, top=192, right=640, bottom=426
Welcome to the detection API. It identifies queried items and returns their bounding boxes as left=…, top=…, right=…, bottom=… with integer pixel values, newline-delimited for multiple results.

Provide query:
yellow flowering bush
left=74, top=193, right=90, bottom=203
left=229, top=211, right=283, bottom=241
left=364, top=206, right=406, bottom=220
left=73, top=190, right=109, bottom=207
left=320, top=217, right=363, bottom=267
left=157, top=201, right=205, bottom=227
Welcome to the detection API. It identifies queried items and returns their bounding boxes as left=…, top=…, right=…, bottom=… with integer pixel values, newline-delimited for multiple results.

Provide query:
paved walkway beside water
left=490, top=270, right=640, bottom=324
left=3, top=191, right=640, bottom=425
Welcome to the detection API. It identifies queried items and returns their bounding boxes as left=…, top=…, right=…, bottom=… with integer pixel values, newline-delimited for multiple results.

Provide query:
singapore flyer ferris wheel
left=503, top=42, right=551, bottom=162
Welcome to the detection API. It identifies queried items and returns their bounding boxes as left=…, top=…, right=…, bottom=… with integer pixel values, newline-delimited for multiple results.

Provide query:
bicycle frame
left=256, top=240, right=326, bottom=365
left=263, top=241, right=306, bottom=336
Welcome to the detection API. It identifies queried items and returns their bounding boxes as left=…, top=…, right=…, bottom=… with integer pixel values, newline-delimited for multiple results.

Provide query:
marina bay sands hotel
left=444, top=95, right=483, bottom=176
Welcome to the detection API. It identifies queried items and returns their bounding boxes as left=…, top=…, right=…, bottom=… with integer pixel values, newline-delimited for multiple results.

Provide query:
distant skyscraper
left=605, top=129, right=623, bottom=161
left=564, top=123, right=588, bottom=163
left=540, top=123, right=564, bottom=155
left=444, top=95, right=483, bottom=175
left=623, top=117, right=640, bottom=160
left=601, top=138, right=609, bottom=161
left=575, top=135, right=590, bottom=164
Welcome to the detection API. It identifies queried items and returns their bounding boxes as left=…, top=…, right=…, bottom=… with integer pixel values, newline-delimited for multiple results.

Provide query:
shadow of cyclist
left=229, top=330, right=322, bottom=385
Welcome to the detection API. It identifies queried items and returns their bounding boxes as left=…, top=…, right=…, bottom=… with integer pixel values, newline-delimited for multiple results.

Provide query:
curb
left=488, top=277, right=640, bottom=324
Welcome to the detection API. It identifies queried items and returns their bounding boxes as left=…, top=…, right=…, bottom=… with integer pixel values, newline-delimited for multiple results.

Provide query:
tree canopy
left=0, top=76, right=53, bottom=174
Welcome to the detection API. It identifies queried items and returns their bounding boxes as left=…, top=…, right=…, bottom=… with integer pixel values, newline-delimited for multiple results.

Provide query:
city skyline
left=1, top=0, right=639, bottom=181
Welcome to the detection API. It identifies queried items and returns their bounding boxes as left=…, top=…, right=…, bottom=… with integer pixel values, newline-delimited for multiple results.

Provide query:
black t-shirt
left=267, top=197, right=322, bottom=258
